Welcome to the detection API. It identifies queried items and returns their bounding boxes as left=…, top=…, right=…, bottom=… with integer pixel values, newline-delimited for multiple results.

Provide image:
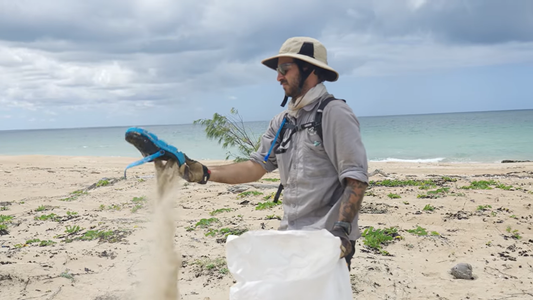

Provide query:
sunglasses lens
left=277, top=63, right=292, bottom=76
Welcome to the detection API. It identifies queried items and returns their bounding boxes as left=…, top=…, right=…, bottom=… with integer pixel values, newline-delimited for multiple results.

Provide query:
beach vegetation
left=39, top=240, right=57, bottom=247
left=406, top=226, right=439, bottom=237
left=495, top=183, right=513, bottom=190
left=361, top=226, right=401, bottom=255
left=77, top=229, right=129, bottom=243
left=26, top=238, right=41, bottom=244
left=131, top=196, right=146, bottom=203
left=265, top=214, right=281, bottom=220
left=402, top=201, right=410, bottom=205
left=491, top=211, right=497, bottom=217
left=387, top=193, right=401, bottom=199
left=427, top=187, right=450, bottom=195
left=0, top=206, right=8, bottom=211
left=193, top=107, right=261, bottom=162
left=255, top=200, right=282, bottom=210
left=262, top=192, right=276, bottom=200
left=0, top=215, right=13, bottom=234
left=417, top=194, right=434, bottom=199
left=65, top=225, right=84, bottom=234
left=210, top=208, right=232, bottom=216
left=262, top=178, right=280, bottom=182
left=506, top=226, right=521, bottom=240
left=510, top=215, right=518, bottom=219
left=423, top=204, right=436, bottom=211
left=364, top=191, right=377, bottom=197
left=131, top=204, right=143, bottom=213
left=96, top=179, right=110, bottom=187
left=461, top=180, right=498, bottom=190
left=237, top=190, right=263, bottom=198
left=476, top=205, right=492, bottom=211
left=34, top=213, right=61, bottom=222
left=35, top=205, right=48, bottom=212
left=98, top=204, right=105, bottom=211
left=193, top=257, right=229, bottom=275
left=370, top=179, right=437, bottom=188
left=195, top=218, right=220, bottom=228
left=441, top=176, right=457, bottom=182
left=450, top=192, right=466, bottom=197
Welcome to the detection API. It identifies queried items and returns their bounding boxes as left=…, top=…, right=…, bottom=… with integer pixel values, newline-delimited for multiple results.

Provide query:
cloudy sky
left=1, top=0, right=532, bottom=130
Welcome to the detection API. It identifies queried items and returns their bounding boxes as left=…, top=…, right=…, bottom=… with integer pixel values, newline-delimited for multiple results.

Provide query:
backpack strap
left=315, top=97, right=346, bottom=141
left=272, top=97, right=345, bottom=203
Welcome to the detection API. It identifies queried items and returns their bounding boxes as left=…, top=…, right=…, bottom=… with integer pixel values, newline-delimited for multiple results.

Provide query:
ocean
left=1, top=109, right=532, bottom=163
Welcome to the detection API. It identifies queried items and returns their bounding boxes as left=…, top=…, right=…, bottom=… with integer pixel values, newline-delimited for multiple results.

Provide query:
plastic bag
left=225, top=229, right=353, bottom=300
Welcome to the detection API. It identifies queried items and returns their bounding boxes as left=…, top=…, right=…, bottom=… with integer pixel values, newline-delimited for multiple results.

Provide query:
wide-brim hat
left=261, top=37, right=339, bottom=82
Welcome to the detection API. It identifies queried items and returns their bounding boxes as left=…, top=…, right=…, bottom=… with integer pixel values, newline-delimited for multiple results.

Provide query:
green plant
left=131, top=196, right=146, bottom=204
left=35, top=205, right=47, bottom=212
left=0, top=215, right=13, bottom=223
left=402, top=201, right=410, bottom=205
left=205, top=227, right=247, bottom=238
left=195, top=218, right=220, bottom=228
left=476, top=205, right=492, bottom=211
left=66, top=211, right=78, bottom=217
left=262, top=178, right=280, bottom=182
left=364, top=191, right=377, bottom=197
left=34, top=213, right=61, bottom=222
left=39, top=240, right=57, bottom=247
left=237, top=191, right=263, bottom=198
left=407, top=226, right=429, bottom=236
left=98, top=204, right=105, bottom=211
left=265, top=214, right=281, bottom=220
left=442, top=176, right=457, bottom=182
left=210, top=208, right=232, bottom=216
left=491, top=211, right=497, bottom=217
left=495, top=183, right=513, bottom=190
left=423, top=204, right=436, bottom=211
left=26, top=238, right=40, bottom=244
left=255, top=201, right=282, bottom=210
left=387, top=193, right=401, bottom=199
left=96, top=179, right=110, bottom=187
left=461, top=180, right=497, bottom=190
left=131, top=204, right=143, bottom=213
left=427, top=187, right=450, bottom=195
left=361, top=227, right=400, bottom=255
left=65, top=225, right=83, bottom=234
left=0, top=206, right=8, bottom=211
left=506, top=226, right=522, bottom=240
left=193, top=107, right=261, bottom=162
left=510, top=215, right=518, bottom=219
left=193, top=257, right=229, bottom=275
left=450, top=192, right=466, bottom=197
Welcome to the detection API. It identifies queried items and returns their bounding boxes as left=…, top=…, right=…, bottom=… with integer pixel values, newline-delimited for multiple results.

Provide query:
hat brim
left=261, top=53, right=339, bottom=82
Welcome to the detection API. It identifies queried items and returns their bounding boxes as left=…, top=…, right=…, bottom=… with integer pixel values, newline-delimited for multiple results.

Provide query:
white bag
left=225, top=229, right=353, bottom=300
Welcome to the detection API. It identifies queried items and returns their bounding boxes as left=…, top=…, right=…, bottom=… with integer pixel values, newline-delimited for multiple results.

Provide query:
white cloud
left=0, top=0, right=531, bottom=128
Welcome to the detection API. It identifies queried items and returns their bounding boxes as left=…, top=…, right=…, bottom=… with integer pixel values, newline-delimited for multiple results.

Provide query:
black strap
left=315, top=97, right=346, bottom=140
left=272, top=97, right=345, bottom=203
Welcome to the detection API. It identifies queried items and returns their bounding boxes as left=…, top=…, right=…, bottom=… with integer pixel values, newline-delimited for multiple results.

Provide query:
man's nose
left=277, top=72, right=284, bottom=82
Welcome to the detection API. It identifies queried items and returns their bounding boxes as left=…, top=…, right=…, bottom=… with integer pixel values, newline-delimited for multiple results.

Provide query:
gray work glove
left=178, top=154, right=211, bottom=184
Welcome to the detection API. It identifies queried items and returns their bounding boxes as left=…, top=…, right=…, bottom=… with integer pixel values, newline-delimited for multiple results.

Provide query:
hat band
left=297, top=42, right=314, bottom=58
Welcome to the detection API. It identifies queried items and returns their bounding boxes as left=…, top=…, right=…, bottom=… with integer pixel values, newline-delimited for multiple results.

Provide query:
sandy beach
left=0, top=155, right=532, bottom=300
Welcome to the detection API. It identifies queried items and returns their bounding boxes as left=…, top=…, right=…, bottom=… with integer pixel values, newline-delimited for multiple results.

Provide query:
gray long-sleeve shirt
left=250, top=92, right=368, bottom=240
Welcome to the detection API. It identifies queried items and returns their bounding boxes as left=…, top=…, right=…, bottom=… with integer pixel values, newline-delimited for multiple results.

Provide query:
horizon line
left=1, top=107, right=532, bottom=132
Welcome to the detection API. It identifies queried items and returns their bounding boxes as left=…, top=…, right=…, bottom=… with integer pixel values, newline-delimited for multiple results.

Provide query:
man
left=163, top=37, right=368, bottom=269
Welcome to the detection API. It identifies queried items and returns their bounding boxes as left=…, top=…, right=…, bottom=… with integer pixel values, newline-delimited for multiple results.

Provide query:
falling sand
left=133, top=173, right=182, bottom=300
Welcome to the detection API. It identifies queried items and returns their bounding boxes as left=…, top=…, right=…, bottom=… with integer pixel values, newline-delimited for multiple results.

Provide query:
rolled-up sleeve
left=321, top=101, right=369, bottom=185
left=249, top=113, right=284, bottom=173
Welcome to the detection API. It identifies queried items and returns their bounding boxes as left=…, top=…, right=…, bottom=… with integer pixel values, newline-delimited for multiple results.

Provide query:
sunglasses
left=276, top=62, right=295, bottom=76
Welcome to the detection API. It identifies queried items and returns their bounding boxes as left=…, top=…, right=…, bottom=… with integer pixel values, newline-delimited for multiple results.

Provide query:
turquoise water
left=0, top=109, right=531, bottom=163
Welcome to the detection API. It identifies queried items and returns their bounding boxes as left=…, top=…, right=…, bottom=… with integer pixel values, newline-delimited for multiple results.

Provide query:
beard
left=281, top=74, right=302, bottom=98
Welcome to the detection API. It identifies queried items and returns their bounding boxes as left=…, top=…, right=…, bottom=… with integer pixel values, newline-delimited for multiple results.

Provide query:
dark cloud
left=1, top=0, right=532, bottom=118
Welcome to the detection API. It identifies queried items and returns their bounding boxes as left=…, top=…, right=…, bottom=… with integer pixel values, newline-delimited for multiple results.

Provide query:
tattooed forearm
left=338, top=178, right=368, bottom=223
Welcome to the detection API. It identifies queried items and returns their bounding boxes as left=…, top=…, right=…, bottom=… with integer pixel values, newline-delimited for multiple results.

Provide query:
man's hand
left=330, top=226, right=353, bottom=258
left=178, top=155, right=211, bottom=184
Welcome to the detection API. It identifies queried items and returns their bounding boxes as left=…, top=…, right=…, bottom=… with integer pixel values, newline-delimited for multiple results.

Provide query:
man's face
left=277, top=57, right=301, bottom=98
